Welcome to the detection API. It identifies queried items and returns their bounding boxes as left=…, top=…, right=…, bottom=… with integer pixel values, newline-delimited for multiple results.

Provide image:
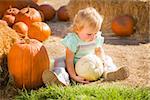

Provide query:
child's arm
left=66, top=48, right=89, bottom=84
left=95, top=46, right=105, bottom=60
left=95, top=47, right=110, bottom=68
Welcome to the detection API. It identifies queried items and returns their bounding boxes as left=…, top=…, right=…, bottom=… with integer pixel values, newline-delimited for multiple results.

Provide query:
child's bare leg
left=42, top=57, right=70, bottom=86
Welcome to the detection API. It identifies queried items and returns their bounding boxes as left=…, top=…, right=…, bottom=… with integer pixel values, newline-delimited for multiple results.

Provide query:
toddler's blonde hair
left=70, top=7, right=104, bottom=33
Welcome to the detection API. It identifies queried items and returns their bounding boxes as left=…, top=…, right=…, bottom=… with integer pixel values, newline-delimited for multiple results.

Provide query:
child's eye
left=87, top=33, right=96, bottom=36
left=87, top=34, right=92, bottom=36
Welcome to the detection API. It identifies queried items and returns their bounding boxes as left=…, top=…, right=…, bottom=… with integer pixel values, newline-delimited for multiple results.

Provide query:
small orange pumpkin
left=28, top=22, right=51, bottom=42
left=4, top=6, right=19, bottom=16
left=32, top=0, right=38, bottom=3
left=2, top=14, right=15, bottom=26
left=39, top=4, right=56, bottom=21
left=57, top=6, right=69, bottom=21
left=15, top=7, right=42, bottom=27
left=8, top=38, right=50, bottom=89
left=12, top=22, right=28, bottom=37
left=111, top=15, right=135, bottom=36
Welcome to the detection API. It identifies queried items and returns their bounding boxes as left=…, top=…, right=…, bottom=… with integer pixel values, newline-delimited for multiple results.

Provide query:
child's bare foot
left=42, top=69, right=67, bottom=86
left=104, top=67, right=129, bottom=81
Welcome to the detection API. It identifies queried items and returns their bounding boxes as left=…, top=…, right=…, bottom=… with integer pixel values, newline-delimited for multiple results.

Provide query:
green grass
left=15, top=84, right=150, bottom=100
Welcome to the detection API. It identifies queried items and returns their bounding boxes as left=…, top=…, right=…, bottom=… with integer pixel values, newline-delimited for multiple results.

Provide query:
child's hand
left=72, top=76, right=90, bottom=84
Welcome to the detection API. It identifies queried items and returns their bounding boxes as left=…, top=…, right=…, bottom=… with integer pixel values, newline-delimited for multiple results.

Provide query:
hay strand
left=0, top=24, right=20, bottom=65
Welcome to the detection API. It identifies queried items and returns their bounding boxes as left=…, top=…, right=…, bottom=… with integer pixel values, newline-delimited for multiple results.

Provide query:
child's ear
left=76, top=26, right=83, bottom=33
left=76, top=28, right=80, bottom=33
left=75, top=27, right=81, bottom=33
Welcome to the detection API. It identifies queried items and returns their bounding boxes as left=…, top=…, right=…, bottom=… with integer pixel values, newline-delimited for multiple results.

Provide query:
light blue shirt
left=61, top=31, right=104, bottom=64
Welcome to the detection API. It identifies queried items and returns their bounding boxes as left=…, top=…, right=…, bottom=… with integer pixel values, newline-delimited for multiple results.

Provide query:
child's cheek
left=80, top=34, right=88, bottom=40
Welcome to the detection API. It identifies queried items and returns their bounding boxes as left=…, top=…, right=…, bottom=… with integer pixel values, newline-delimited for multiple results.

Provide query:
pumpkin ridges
left=30, top=42, right=42, bottom=87
left=8, top=39, right=49, bottom=89
left=23, top=45, right=32, bottom=88
left=31, top=45, right=49, bottom=86
left=8, top=43, right=23, bottom=88
left=21, top=43, right=34, bottom=88
left=15, top=7, right=42, bottom=27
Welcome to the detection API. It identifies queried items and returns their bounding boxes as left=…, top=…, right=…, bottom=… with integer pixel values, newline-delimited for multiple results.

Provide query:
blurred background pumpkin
left=15, top=7, right=42, bottom=27
left=39, top=4, right=56, bottom=21
left=57, top=5, right=69, bottom=21
left=111, top=15, right=135, bottom=36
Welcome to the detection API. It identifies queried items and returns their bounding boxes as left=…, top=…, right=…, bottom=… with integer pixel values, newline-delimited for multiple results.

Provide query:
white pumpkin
left=75, top=54, right=104, bottom=81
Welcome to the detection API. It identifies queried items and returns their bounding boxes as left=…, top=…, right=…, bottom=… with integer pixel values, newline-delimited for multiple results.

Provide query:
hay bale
left=67, top=0, right=149, bottom=42
left=0, top=24, right=20, bottom=65
left=0, top=24, right=20, bottom=86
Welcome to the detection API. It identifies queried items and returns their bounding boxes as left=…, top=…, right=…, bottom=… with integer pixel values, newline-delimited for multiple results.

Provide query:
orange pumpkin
left=4, top=7, right=19, bottom=16
left=2, top=14, right=15, bottom=26
left=57, top=6, right=69, bottom=21
left=38, top=10, right=45, bottom=21
left=28, top=22, right=51, bottom=42
left=39, top=4, right=56, bottom=21
left=15, top=7, right=42, bottom=27
left=111, top=15, right=135, bottom=36
left=8, top=38, right=50, bottom=89
left=0, top=20, right=8, bottom=25
left=0, top=0, right=39, bottom=18
left=12, top=22, right=28, bottom=37
left=32, top=0, right=38, bottom=3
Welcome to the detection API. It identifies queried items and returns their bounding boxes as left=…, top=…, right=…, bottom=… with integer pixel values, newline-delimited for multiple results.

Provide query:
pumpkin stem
left=17, top=32, right=26, bottom=37
left=24, top=33, right=30, bottom=44
left=27, top=6, right=30, bottom=13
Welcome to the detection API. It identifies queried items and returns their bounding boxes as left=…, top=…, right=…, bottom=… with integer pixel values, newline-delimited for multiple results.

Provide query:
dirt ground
left=0, top=0, right=150, bottom=99
left=42, top=0, right=150, bottom=88
left=44, top=21, right=150, bottom=88
left=0, top=13, right=150, bottom=100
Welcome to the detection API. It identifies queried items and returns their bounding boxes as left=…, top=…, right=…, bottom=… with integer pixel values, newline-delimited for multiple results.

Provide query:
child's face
left=77, top=25, right=98, bottom=42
